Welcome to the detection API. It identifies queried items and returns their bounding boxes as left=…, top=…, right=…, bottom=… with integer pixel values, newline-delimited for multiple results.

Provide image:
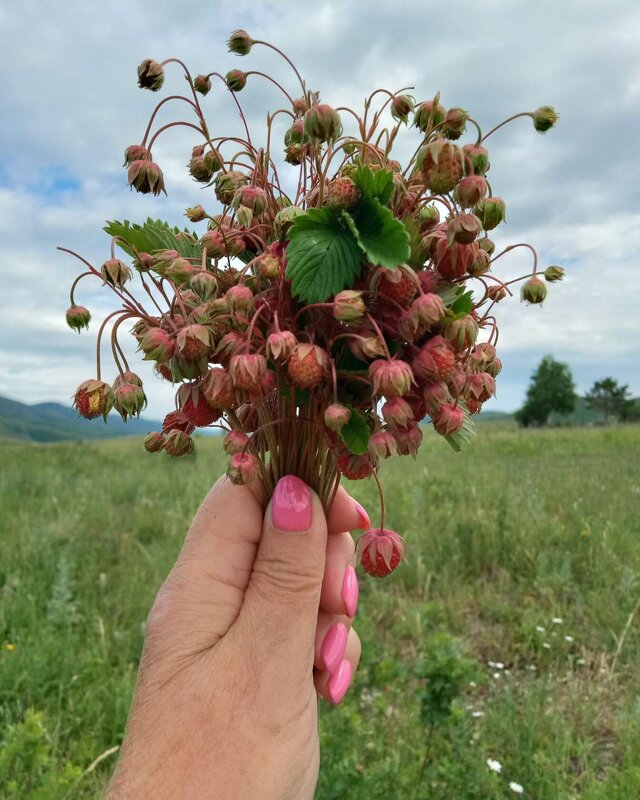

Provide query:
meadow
left=1, top=424, right=640, bottom=799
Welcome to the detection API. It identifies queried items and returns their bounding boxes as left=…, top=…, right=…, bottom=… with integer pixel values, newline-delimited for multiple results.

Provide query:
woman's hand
left=107, top=474, right=369, bottom=800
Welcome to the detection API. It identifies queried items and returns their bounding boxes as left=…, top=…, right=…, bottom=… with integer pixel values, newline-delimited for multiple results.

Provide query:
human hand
left=107, top=474, right=369, bottom=800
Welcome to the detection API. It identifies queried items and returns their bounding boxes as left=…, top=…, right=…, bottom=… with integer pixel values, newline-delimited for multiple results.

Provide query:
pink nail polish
left=354, top=501, right=371, bottom=530
left=327, top=659, right=352, bottom=704
left=272, top=475, right=312, bottom=531
left=321, top=623, right=348, bottom=674
left=341, top=565, right=359, bottom=618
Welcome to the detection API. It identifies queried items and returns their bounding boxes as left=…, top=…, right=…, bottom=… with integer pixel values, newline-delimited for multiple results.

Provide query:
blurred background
left=1, top=2, right=639, bottom=799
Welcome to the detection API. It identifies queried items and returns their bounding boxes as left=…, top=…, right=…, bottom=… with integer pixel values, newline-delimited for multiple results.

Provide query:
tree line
left=515, top=356, right=639, bottom=427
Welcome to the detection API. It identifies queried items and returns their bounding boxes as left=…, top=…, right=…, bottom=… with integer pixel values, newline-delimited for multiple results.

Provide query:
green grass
left=1, top=426, right=640, bottom=798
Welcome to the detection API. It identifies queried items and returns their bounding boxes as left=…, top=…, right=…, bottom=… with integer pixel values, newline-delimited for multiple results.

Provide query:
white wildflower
left=509, top=781, right=524, bottom=794
left=536, top=625, right=546, bottom=632
left=487, top=758, right=502, bottom=773
left=552, top=617, right=563, bottom=624
left=565, top=635, right=574, bottom=642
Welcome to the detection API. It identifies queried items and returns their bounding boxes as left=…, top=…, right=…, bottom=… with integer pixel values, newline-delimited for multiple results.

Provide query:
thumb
left=244, top=476, right=327, bottom=656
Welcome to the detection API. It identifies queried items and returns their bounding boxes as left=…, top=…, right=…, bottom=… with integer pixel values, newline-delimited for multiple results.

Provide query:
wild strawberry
left=287, top=344, right=329, bottom=389
left=229, top=353, right=267, bottom=391
left=443, top=315, right=479, bottom=352
left=334, top=290, right=365, bottom=322
left=266, top=330, right=297, bottom=361
left=144, top=431, right=165, bottom=453
left=369, top=359, right=415, bottom=398
left=465, top=372, right=496, bottom=403
left=162, top=410, right=194, bottom=434
left=447, top=214, right=482, bottom=245
left=66, top=305, right=91, bottom=332
left=139, top=327, right=175, bottom=363
left=101, top=258, right=132, bottom=289
left=521, top=275, right=547, bottom=304
left=475, top=197, right=506, bottom=230
left=462, top=143, right=490, bottom=175
left=113, top=382, right=146, bottom=421
left=422, top=382, right=451, bottom=414
left=381, top=397, right=414, bottom=428
left=223, top=430, right=250, bottom=455
left=225, top=285, right=254, bottom=315
left=358, top=528, right=406, bottom=578
left=391, top=421, right=423, bottom=457
left=180, top=387, right=220, bottom=427
left=233, top=185, right=268, bottom=214
left=432, top=403, right=465, bottom=435
left=454, top=175, right=487, bottom=207
left=228, top=452, right=259, bottom=485
left=215, top=331, right=245, bottom=365
left=417, top=140, right=464, bottom=194
left=371, top=265, right=418, bottom=308
left=428, top=227, right=477, bottom=279
left=164, top=430, right=194, bottom=457
left=326, top=176, right=360, bottom=209
left=405, top=292, right=445, bottom=338
left=324, top=403, right=351, bottom=431
left=337, top=452, right=376, bottom=480
left=413, top=336, right=456, bottom=382
left=73, top=380, right=114, bottom=421
left=368, top=431, right=398, bottom=459
left=176, top=324, right=211, bottom=360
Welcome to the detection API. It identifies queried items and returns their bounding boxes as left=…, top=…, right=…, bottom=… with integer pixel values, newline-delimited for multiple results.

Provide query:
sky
left=1, top=0, right=639, bottom=420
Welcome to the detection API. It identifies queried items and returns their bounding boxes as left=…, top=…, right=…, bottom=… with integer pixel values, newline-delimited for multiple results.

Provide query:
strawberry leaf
left=339, top=406, right=370, bottom=455
left=342, top=196, right=410, bottom=268
left=286, top=208, right=363, bottom=303
left=444, top=403, right=477, bottom=452
left=353, top=165, right=394, bottom=206
left=104, top=218, right=201, bottom=260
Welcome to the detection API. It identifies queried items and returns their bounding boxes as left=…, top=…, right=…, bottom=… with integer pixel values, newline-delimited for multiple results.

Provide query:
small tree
left=585, top=378, right=632, bottom=423
left=516, top=355, right=576, bottom=426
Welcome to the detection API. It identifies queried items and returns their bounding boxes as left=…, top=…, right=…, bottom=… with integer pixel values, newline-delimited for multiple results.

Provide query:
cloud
left=1, top=0, right=639, bottom=419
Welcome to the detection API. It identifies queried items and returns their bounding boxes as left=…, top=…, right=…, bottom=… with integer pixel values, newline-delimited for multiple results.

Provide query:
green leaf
left=353, top=164, right=394, bottom=206
left=339, top=407, right=370, bottom=455
left=104, top=218, right=201, bottom=260
left=445, top=403, right=477, bottom=453
left=286, top=208, right=363, bottom=303
left=402, top=214, right=428, bottom=269
left=450, top=290, right=474, bottom=316
left=342, top=196, right=410, bottom=268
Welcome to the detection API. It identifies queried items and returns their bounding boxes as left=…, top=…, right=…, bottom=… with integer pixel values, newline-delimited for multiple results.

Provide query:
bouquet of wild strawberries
left=62, top=29, right=563, bottom=578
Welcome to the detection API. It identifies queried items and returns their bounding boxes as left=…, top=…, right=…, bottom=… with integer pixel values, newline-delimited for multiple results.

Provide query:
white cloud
left=0, top=0, right=639, bottom=418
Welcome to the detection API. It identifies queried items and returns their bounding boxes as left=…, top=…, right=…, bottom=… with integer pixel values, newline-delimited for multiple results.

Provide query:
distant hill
left=477, top=410, right=515, bottom=423
left=0, top=396, right=162, bottom=443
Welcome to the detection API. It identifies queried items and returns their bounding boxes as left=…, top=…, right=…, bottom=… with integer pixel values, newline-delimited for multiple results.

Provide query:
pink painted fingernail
left=272, top=476, right=312, bottom=531
left=341, top=565, right=359, bottom=618
left=327, top=659, right=353, bottom=704
left=321, top=623, right=349, bottom=674
left=354, top=501, right=371, bottom=530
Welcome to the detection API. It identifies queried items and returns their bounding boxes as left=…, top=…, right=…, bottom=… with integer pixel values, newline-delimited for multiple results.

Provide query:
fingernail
left=321, top=623, right=349, bottom=674
left=341, top=565, right=359, bottom=618
left=354, top=501, right=371, bottom=530
left=327, top=659, right=353, bottom=704
left=272, top=475, right=312, bottom=532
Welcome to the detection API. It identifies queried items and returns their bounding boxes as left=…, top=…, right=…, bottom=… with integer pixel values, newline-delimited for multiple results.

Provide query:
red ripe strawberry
left=372, top=266, right=418, bottom=308
left=287, top=344, right=329, bottom=389
left=358, top=528, right=406, bottom=578
left=181, top=391, right=220, bottom=427
left=337, top=453, right=376, bottom=480
left=413, top=335, right=456, bottom=382
left=162, top=410, right=194, bottom=434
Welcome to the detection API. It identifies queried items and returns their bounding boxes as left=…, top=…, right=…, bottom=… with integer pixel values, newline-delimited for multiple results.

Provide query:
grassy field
left=1, top=425, right=640, bottom=798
